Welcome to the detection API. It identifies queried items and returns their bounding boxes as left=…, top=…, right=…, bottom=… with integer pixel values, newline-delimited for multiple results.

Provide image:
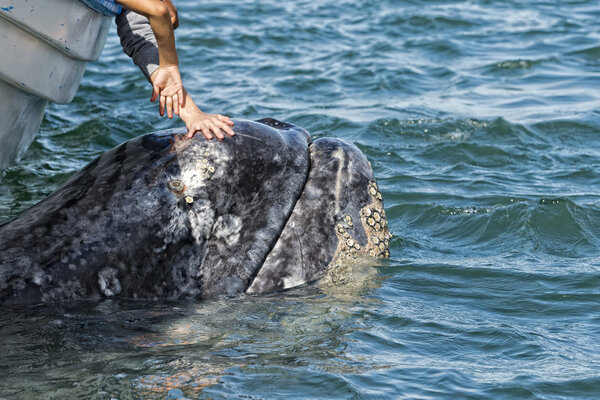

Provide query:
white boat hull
left=0, top=0, right=112, bottom=169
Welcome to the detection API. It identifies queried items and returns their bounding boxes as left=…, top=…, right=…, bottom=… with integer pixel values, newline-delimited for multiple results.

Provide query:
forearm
left=115, top=0, right=178, bottom=67
left=177, top=88, right=200, bottom=118
left=115, top=10, right=159, bottom=81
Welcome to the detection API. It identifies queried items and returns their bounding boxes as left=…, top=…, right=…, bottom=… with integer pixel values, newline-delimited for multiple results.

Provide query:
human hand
left=162, top=0, right=179, bottom=29
left=150, top=65, right=184, bottom=119
left=184, top=111, right=235, bottom=140
left=178, top=90, right=235, bottom=139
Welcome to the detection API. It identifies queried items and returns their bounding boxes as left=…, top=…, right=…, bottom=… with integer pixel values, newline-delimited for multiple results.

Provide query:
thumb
left=150, top=85, right=160, bottom=102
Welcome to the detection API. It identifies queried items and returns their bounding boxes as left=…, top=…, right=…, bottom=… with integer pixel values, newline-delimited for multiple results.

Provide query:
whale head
left=0, top=119, right=390, bottom=305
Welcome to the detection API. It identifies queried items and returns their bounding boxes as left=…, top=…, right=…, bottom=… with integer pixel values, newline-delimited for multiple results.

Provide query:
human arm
left=115, top=6, right=235, bottom=139
left=115, top=0, right=183, bottom=118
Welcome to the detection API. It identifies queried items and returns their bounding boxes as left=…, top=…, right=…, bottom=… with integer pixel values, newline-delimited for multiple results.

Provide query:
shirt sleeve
left=115, top=10, right=160, bottom=81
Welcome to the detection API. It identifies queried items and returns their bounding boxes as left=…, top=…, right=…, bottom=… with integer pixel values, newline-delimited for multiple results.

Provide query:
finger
left=159, top=95, right=166, bottom=117
left=172, top=7, right=179, bottom=29
left=150, top=85, right=159, bottom=102
left=209, top=121, right=225, bottom=140
left=165, top=0, right=179, bottom=29
left=173, top=94, right=179, bottom=116
left=201, top=126, right=213, bottom=140
left=187, top=127, right=195, bottom=139
left=216, top=120, right=234, bottom=137
left=219, top=121, right=235, bottom=137
left=217, top=114, right=235, bottom=126
left=166, top=96, right=173, bottom=119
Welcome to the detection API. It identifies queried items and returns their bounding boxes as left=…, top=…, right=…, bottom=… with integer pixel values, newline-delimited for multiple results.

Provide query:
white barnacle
left=369, top=186, right=377, bottom=197
left=167, top=179, right=185, bottom=195
left=373, top=237, right=380, bottom=245
left=168, top=180, right=183, bottom=191
left=364, top=208, right=372, bottom=217
left=32, top=272, right=45, bottom=286
left=98, top=267, right=121, bottom=297
left=354, top=243, right=361, bottom=250
left=347, top=221, right=353, bottom=227
left=378, top=242, right=385, bottom=252
left=375, top=223, right=382, bottom=231
left=185, top=196, right=194, bottom=204
left=346, top=238, right=354, bottom=247
left=152, top=243, right=167, bottom=254
left=373, top=211, right=381, bottom=222
left=367, top=217, right=375, bottom=226
left=208, top=165, right=215, bottom=173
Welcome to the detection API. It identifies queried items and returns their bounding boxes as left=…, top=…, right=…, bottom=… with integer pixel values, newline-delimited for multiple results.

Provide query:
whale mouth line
left=245, top=141, right=313, bottom=294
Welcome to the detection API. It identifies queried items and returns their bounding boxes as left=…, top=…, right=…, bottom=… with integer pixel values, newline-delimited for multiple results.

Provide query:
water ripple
left=1, top=0, right=600, bottom=398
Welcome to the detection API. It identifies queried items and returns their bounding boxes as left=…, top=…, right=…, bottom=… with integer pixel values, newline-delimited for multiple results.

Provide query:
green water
left=1, top=0, right=600, bottom=398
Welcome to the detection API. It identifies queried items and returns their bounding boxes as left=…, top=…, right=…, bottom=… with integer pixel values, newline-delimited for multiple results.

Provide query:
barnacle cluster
left=197, top=156, right=215, bottom=180
left=320, top=180, right=393, bottom=288
left=334, top=215, right=362, bottom=258
left=361, top=181, right=391, bottom=258
left=167, top=179, right=195, bottom=204
left=368, top=181, right=382, bottom=201
left=363, top=207, right=388, bottom=233
left=324, top=214, right=363, bottom=285
left=328, top=180, right=392, bottom=266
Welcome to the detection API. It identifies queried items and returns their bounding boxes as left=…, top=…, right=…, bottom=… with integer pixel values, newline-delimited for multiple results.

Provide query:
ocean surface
left=1, top=0, right=600, bottom=398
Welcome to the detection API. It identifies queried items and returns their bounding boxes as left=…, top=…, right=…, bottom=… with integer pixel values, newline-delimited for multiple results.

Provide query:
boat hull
left=0, top=0, right=112, bottom=169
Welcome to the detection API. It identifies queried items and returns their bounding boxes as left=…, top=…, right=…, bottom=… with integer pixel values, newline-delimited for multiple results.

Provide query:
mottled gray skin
left=0, top=119, right=389, bottom=306
left=247, top=138, right=382, bottom=293
left=0, top=119, right=309, bottom=305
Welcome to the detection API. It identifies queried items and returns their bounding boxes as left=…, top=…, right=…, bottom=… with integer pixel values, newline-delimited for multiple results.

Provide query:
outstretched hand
left=184, top=112, right=235, bottom=140
left=178, top=89, right=235, bottom=140
left=148, top=70, right=234, bottom=139
left=150, top=65, right=184, bottom=119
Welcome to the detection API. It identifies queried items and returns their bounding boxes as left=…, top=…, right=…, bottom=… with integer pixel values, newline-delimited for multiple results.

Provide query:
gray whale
left=0, top=119, right=391, bottom=305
